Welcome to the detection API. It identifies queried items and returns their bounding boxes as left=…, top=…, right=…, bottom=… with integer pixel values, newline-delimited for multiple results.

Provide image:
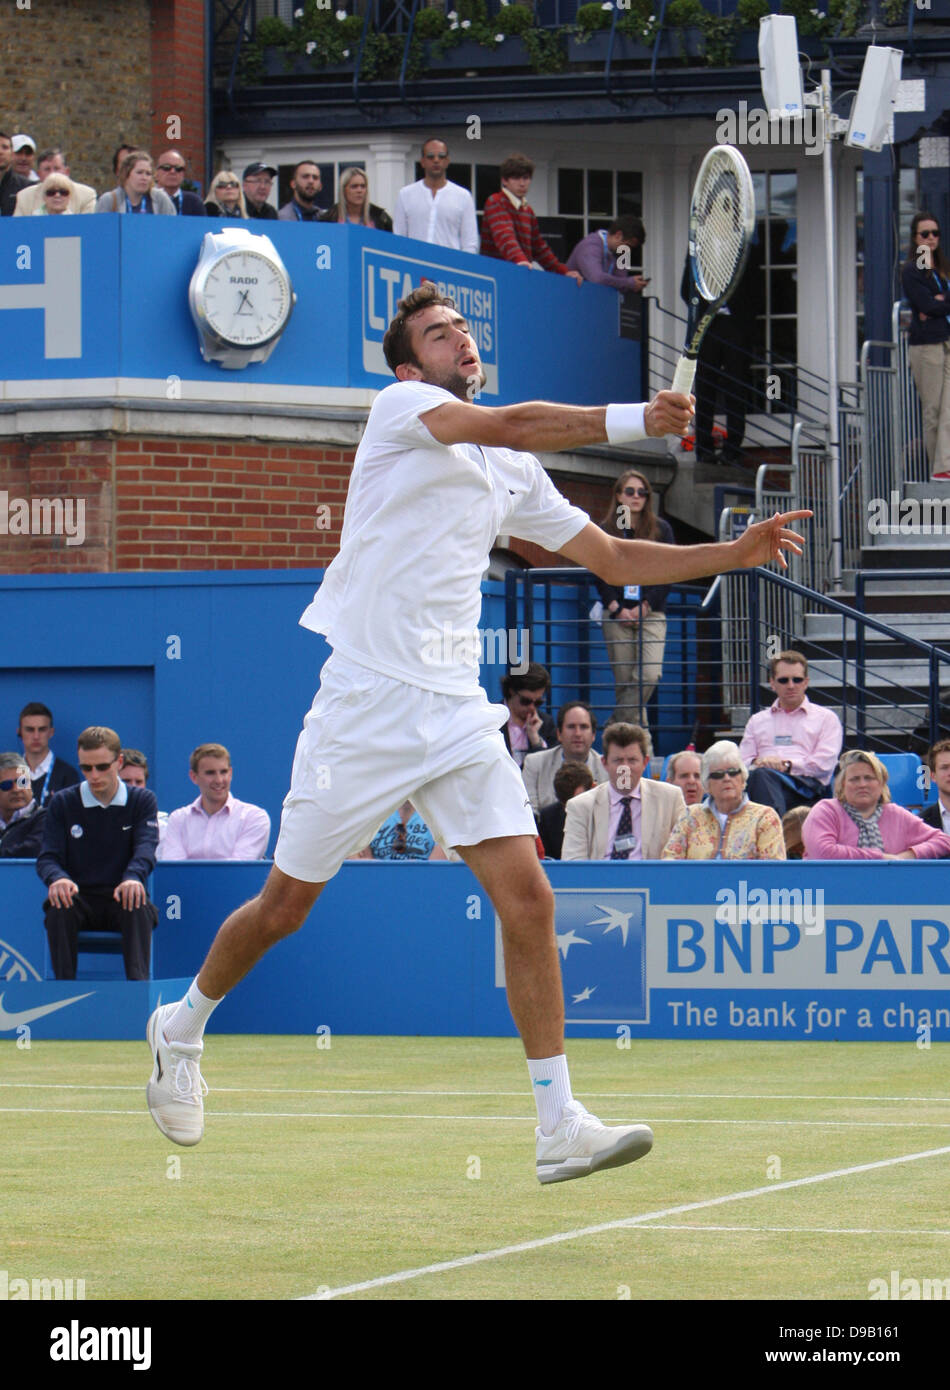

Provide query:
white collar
left=80, top=778, right=128, bottom=809
left=502, top=185, right=525, bottom=210
left=30, top=749, right=54, bottom=779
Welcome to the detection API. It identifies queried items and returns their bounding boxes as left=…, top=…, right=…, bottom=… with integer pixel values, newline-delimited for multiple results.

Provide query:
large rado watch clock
left=188, top=228, right=296, bottom=368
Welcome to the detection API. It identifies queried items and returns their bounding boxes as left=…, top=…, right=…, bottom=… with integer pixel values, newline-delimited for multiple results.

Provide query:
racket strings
left=694, top=165, right=749, bottom=301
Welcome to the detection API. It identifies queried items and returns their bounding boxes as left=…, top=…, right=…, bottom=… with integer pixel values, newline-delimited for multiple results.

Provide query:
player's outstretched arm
left=561, top=511, right=812, bottom=587
left=420, top=390, right=693, bottom=453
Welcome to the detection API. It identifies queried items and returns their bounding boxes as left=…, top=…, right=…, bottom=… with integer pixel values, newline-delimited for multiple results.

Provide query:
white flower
left=601, top=2, right=613, bottom=9
left=306, top=40, right=317, bottom=53
left=495, top=32, right=505, bottom=41
left=447, top=9, right=457, bottom=17
left=342, top=47, right=350, bottom=56
left=461, top=18, right=471, bottom=27
left=336, top=9, right=346, bottom=19
left=450, top=19, right=459, bottom=28
left=294, top=7, right=303, bottom=16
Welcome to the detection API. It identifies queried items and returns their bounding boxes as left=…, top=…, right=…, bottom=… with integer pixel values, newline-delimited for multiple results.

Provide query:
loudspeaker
left=759, top=15, right=804, bottom=119
left=845, top=46, right=903, bottom=152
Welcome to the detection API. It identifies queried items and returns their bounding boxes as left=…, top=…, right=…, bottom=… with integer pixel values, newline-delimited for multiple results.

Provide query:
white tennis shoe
left=536, top=1100, right=653, bottom=1185
left=146, top=1002, right=207, bottom=1147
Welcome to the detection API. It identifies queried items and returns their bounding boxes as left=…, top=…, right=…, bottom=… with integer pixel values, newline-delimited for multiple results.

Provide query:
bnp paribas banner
left=497, top=864, right=950, bottom=1042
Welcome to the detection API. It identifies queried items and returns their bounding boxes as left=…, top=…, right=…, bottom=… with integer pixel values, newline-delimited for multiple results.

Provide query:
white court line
left=2, top=1105, right=950, bottom=1130
left=0, top=1082, right=948, bottom=1104
left=301, top=1143, right=950, bottom=1300
left=606, top=1223, right=950, bottom=1237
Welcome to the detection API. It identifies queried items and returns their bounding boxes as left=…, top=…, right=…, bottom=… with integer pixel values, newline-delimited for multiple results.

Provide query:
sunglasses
left=918, top=229, right=940, bottom=238
left=216, top=181, right=239, bottom=189
left=158, top=164, right=185, bottom=172
left=774, top=675, right=806, bottom=685
left=45, top=187, right=69, bottom=196
left=516, top=694, right=545, bottom=707
left=0, top=775, right=30, bottom=791
left=707, top=768, right=743, bottom=780
left=620, top=486, right=649, bottom=498
left=79, top=760, right=116, bottom=773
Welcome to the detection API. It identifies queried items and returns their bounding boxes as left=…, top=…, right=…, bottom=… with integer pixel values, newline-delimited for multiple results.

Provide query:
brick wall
left=0, top=0, right=205, bottom=199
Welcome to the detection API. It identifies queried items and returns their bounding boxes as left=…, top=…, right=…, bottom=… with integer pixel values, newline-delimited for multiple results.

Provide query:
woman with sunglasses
left=901, top=211, right=950, bottom=479
left=662, top=741, right=785, bottom=859
left=204, top=171, right=247, bottom=219
left=31, top=175, right=75, bottom=215
left=594, top=469, right=673, bottom=731
left=802, top=750, right=950, bottom=860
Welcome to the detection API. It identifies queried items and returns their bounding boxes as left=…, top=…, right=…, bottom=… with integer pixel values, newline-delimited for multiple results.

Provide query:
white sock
left=163, top=980, right=221, bottom=1046
left=527, top=1054, right=574, bottom=1135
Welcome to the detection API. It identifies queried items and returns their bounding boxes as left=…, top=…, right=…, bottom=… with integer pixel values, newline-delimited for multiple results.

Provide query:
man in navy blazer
left=154, top=150, right=206, bottom=215
left=922, top=740, right=950, bottom=832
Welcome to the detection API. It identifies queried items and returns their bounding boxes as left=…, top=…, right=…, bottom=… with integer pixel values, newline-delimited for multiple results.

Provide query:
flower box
left=567, top=33, right=654, bottom=64
left=424, top=38, right=532, bottom=70
left=656, top=27, right=706, bottom=61
left=260, top=46, right=354, bottom=77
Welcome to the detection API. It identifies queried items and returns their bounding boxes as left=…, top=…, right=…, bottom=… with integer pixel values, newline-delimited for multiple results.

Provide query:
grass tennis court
left=2, top=1036, right=948, bottom=1301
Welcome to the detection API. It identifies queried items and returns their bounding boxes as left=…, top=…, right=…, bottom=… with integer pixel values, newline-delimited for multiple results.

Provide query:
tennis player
left=148, top=284, right=808, bottom=1184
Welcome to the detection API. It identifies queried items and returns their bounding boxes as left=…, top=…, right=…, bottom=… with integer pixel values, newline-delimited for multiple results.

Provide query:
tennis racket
left=672, top=144, right=756, bottom=397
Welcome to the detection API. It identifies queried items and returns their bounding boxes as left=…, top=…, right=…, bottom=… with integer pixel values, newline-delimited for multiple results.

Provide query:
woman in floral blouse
left=661, top=740, right=785, bottom=860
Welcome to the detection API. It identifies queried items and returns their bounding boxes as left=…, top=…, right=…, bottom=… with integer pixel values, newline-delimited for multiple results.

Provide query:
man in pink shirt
left=158, top=743, right=270, bottom=861
left=739, top=650, right=843, bottom=816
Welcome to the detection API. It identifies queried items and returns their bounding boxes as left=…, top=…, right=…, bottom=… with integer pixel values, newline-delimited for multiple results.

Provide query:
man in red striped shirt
left=480, top=153, right=583, bottom=284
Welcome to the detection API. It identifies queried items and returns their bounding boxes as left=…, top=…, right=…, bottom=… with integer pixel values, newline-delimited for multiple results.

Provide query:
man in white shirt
left=157, top=743, right=270, bottom=860
left=561, top=724, right=685, bottom=860
left=393, top=136, right=479, bottom=254
left=145, top=280, right=809, bottom=1183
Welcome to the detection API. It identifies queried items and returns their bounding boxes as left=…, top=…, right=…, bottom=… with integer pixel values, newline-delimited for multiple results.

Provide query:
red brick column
left=150, top=0, right=207, bottom=192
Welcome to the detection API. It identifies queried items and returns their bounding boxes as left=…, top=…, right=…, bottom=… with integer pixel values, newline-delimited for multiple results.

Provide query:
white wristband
left=605, top=403, right=647, bottom=444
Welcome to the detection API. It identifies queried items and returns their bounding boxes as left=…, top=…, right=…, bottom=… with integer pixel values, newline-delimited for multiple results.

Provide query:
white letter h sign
left=0, top=237, right=82, bottom=358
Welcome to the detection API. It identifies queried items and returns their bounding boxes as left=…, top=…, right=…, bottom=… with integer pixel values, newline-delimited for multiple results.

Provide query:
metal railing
left=505, top=562, right=950, bottom=758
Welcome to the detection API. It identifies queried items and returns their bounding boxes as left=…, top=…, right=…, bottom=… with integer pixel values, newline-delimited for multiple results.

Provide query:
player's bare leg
left=146, top=865, right=323, bottom=1146
left=456, top=835, right=653, bottom=1183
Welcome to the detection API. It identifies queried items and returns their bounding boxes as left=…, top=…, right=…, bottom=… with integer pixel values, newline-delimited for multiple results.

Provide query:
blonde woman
left=802, top=749, right=950, bottom=859
left=321, top=167, right=392, bottom=231
left=94, top=151, right=175, bottom=215
left=204, top=170, right=247, bottom=219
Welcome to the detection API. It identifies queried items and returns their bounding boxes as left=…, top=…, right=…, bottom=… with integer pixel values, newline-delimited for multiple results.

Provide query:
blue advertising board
left=0, top=218, right=640, bottom=407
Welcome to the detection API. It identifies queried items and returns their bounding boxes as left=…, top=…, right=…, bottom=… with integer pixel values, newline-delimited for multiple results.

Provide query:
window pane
left=616, top=171, right=642, bottom=218
left=588, top=169, right=613, bottom=217
left=475, top=164, right=497, bottom=211
left=446, top=162, right=472, bottom=192
left=558, top=167, right=583, bottom=216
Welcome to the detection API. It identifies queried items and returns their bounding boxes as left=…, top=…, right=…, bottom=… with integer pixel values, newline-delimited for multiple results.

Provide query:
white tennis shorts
left=274, top=651, right=537, bottom=883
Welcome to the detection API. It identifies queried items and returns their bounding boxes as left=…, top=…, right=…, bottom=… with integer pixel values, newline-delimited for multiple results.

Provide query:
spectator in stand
left=921, top=739, right=950, bottom=833
left=500, top=663, right=557, bottom=767
left=566, top=215, right=648, bottom=294
left=14, top=149, right=96, bottom=215
left=242, top=162, right=278, bottom=220
left=11, top=135, right=39, bottom=183
left=594, top=468, right=675, bottom=730
left=901, top=211, right=950, bottom=480
left=36, top=727, right=160, bottom=981
left=30, top=174, right=75, bottom=215
left=350, top=799, right=447, bottom=860
left=480, top=154, right=582, bottom=285
left=521, top=701, right=607, bottom=814
left=158, top=743, right=270, bottom=860
left=538, top=762, right=595, bottom=860
left=95, top=150, right=176, bottom=215
left=782, top=804, right=810, bottom=860
left=204, top=170, right=247, bottom=219
left=119, top=749, right=168, bottom=843
left=0, top=131, right=29, bottom=215
left=17, top=702, right=79, bottom=810
left=112, top=144, right=136, bottom=178
left=802, top=749, right=950, bottom=860
left=278, top=159, right=327, bottom=222
left=322, top=166, right=392, bottom=231
left=562, top=722, right=684, bottom=860
left=662, top=741, right=785, bottom=860
left=666, top=749, right=704, bottom=806
left=153, top=149, right=206, bottom=215
left=739, top=650, right=842, bottom=817
left=393, top=137, right=479, bottom=253
left=0, top=753, right=46, bottom=859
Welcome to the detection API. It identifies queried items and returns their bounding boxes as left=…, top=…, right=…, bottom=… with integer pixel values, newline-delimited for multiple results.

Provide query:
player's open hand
left=644, top=390, right=694, bottom=439
left=732, top=510, right=812, bottom=570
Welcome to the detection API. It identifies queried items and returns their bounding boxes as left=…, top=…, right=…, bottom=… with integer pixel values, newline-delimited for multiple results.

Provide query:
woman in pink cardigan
left=802, top=749, right=950, bottom=859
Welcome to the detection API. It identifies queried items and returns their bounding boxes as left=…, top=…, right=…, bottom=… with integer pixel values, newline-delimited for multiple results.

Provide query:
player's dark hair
left=608, top=215, right=645, bottom=246
left=18, top=701, right=53, bottom=730
left=600, top=468, right=661, bottom=541
left=501, top=662, right=551, bottom=700
left=602, top=722, right=652, bottom=760
left=383, top=283, right=457, bottom=373
left=500, top=153, right=534, bottom=181
left=908, top=211, right=950, bottom=279
left=553, top=762, right=595, bottom=806
left=556, top=701, right=596, bottom=735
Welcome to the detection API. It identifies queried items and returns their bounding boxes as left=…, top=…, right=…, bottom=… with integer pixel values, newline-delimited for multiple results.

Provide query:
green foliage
left=736, top=0, right=770, bottom=23
left=413, top=6, right=448, bottom=39
left=496, top=2, right=536, bottom=36
left=575, top=2, right=612, bottom=34
left=253, top=16, right=293, bottom=46
left=522, top=25, right=569, bottom=71
left=666, top=0, right=707, bottom=25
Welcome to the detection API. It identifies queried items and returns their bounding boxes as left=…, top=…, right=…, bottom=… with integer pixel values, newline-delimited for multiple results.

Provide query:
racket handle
left=671, top=356, right=697, bottom=396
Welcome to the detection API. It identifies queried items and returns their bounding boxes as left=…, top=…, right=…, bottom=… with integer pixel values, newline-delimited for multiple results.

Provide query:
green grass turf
left=1, top=1035, right=948, bottom=1301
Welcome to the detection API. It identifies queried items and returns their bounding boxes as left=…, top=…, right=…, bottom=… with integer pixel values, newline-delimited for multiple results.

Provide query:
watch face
left=199, top=248, right=292, bottom=347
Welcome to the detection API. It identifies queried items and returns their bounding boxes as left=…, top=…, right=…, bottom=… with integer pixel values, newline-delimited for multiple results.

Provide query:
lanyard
left=35, top=765, right=53, bottom=807
left=599, top=228, right=611, bottom=273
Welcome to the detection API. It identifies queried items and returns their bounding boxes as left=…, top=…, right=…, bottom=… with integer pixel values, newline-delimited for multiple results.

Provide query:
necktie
left=611, top=797, right=633, bottom=859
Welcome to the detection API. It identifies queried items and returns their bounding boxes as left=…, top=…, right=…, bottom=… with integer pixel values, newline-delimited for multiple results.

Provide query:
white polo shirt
left=299, top=380, right=589, bottom=696
left=393, top=180, right=480, bottom=253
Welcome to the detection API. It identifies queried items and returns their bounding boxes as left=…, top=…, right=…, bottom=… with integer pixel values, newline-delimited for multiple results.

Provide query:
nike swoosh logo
left=0, top=991, right=94, bottom=1031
